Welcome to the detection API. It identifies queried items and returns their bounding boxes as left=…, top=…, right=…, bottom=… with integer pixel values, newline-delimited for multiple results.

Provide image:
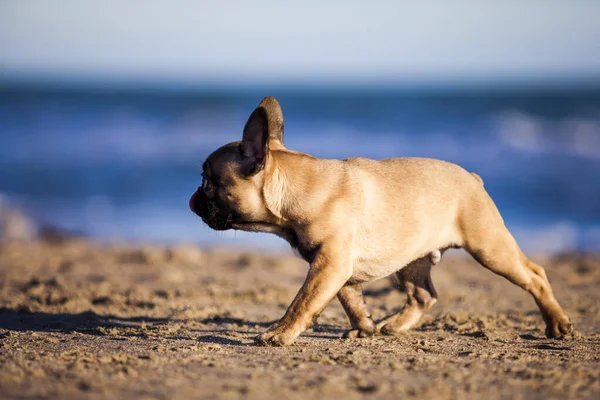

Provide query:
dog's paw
left=342, top=318, right=376, bottom=339
left=342, top=328, right=374, bottom=339
left=254, top=328, right=299, bottom=347
left=545, top=317, right=574, bottom=339
left=379, top=323, right=405, bottom=336
left=254, top=333, right=285, bottom=347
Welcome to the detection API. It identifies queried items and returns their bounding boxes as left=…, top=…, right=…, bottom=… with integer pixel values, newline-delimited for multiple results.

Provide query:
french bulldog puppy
left=189, top=96, right=573, bottom=346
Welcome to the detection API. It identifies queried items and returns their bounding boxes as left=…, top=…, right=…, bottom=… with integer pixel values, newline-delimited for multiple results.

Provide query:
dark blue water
left=1, top=86, right=599, bottom=251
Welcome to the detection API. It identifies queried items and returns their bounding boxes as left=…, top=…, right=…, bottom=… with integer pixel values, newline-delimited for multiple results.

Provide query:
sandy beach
left=0, top=237, right=599, bottom=399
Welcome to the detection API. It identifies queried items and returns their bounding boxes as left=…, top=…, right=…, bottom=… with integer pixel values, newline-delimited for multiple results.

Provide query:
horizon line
left=1, top=72, right=600, bottom=95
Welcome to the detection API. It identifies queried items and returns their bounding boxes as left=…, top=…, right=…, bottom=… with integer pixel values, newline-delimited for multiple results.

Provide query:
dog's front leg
left=338, top=283, right=376, bottom=338
left=255, top=241, right=352, bottom=346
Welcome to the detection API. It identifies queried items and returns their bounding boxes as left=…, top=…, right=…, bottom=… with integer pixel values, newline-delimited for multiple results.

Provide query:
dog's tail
left=470, top=172, right=484, bottom=186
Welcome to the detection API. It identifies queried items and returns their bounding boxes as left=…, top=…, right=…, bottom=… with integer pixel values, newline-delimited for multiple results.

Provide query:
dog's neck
left=263, top=150, right=343, bottom=226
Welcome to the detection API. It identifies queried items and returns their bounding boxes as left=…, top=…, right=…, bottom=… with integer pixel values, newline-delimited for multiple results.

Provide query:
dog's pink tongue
left=189, top=190, right=199, bottom=213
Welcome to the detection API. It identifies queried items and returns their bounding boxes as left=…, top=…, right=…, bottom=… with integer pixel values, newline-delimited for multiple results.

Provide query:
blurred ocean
left=1, top=85, right=599, bottom=252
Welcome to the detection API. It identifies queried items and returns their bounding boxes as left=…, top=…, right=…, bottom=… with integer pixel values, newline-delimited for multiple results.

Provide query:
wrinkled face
left=190, top=97, right=284, bottom=232
left=189, top=143, right=268, bottom=231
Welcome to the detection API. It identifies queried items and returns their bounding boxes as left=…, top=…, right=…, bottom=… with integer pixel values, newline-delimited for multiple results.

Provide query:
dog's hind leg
left=377, top=254, right=439, bottom=335
left=464, top=226, right=573, bottom=338
left=338, top=283, right=376, bottom=338
left=461, top=192, right=573, bottom=338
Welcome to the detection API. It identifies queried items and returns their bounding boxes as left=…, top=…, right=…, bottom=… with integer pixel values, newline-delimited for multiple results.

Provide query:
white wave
left=285, top=124, right=469, bottom=161
left=495, top=111, right=542, bottom=151
left=1, top=107, right=240, bottom=164
left=286, top=126, right=412, bottom=159
left=494, top=111, right=600, bottom=159
left=510, top=222, right=580, bottom=253
left=565, top=118, right=600, bottom=158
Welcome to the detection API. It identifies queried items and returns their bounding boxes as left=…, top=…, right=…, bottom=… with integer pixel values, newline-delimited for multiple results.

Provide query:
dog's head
left=189, top=96, right=285, bottom=231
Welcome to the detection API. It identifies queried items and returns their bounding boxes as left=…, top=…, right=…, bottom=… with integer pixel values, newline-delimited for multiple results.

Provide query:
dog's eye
left=201, top=173, right=218, bottom=193
left=201, top=173, right=209, bottom=191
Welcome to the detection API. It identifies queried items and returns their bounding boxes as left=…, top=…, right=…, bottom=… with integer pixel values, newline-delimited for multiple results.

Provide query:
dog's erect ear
left=240, top=107, right=269, bottom=176
left=258, top=96, right=285, bottom=149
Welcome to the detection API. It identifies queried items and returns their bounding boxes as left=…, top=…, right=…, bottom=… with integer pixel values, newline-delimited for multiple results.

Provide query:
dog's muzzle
left=189, top=188, right=233, bottom=231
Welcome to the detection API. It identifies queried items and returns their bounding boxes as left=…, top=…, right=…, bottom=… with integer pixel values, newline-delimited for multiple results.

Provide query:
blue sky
left=1, top=0, right=599, bottom=87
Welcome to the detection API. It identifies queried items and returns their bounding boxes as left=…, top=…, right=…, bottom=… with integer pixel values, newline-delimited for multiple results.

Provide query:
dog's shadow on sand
left=0, top=307, right=170, bottom=335
left=0, top=307, right=346, bottom=346
left=0, top=307, right=338, bottom=345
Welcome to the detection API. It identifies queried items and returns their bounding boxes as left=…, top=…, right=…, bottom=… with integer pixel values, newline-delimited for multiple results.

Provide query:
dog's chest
left=292, top=245, right=319, bottom=264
